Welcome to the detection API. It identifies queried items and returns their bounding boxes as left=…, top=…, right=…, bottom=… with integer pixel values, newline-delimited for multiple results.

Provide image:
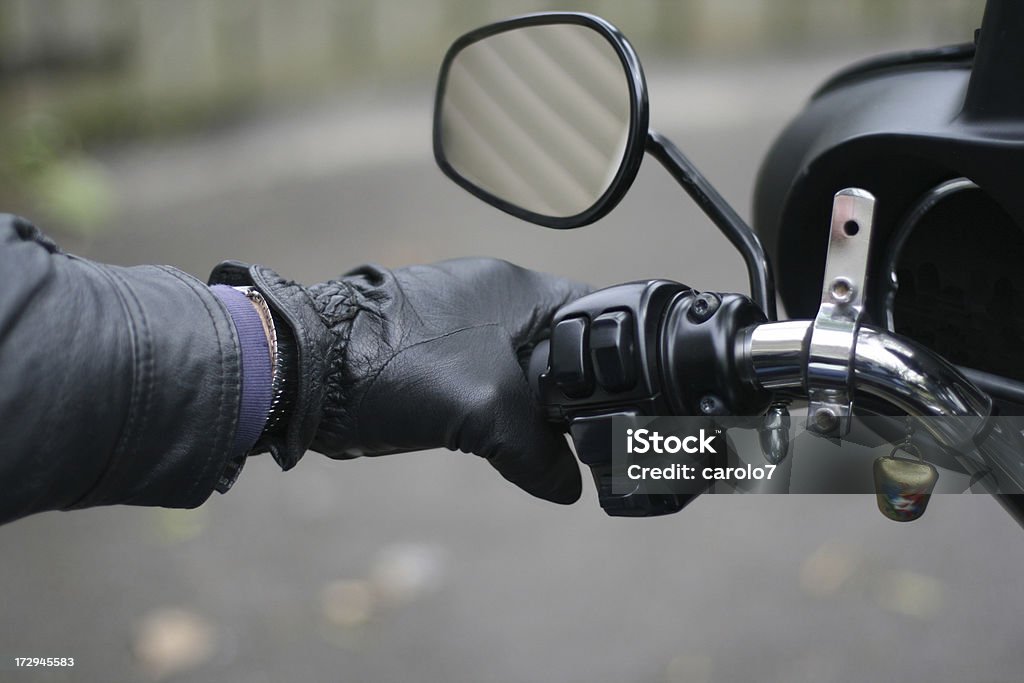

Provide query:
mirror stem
left=645, top=130, right=777, bottom=320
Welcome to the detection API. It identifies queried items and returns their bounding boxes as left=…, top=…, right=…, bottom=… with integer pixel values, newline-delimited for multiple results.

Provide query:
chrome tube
left=852, top=326, right=991, bottom=421
left=745, top=320, right=809, bottom=390
left=744, top=321, right=993, bottom=441
left=742, top=321, right=1024, bottom=499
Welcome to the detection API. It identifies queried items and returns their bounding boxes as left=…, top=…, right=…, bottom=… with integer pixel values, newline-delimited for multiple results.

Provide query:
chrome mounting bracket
left=806, top=188, right=877, bottom=436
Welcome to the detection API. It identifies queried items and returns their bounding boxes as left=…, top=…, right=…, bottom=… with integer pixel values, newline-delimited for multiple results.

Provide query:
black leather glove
left=210, top=258, right=589, bottom=504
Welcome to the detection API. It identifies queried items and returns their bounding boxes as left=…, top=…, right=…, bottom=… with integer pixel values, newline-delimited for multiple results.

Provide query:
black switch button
left=550, top=316, right=592, bottom=397
left=568, top=411, right=636, bottom=465
left=591, top=310, right=636, bottom=392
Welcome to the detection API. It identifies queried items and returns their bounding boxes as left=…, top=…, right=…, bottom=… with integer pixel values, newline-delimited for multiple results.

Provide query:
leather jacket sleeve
left=0, top=215, right=243, bottom=524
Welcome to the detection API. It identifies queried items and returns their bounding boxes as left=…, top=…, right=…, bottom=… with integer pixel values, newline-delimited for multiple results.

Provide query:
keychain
left=873, top=421, right=939, bottom=522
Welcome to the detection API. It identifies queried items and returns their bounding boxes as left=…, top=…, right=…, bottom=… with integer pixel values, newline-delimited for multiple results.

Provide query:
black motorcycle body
left=754, top=0, right=1024, bottom=411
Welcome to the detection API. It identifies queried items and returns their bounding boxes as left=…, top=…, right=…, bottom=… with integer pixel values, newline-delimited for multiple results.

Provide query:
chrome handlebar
left=742, top=320, right=993, bottom=428
left=739, top=321, right=1024, bottom=504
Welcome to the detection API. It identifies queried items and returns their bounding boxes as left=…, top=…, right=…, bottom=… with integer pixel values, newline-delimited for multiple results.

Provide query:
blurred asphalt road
left=2, top=57, right=1023, bottom=683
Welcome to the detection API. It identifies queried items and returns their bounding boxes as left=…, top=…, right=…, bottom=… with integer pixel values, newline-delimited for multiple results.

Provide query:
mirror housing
left=433, top=12, right=776, bottom=319
left=433, top=12, right=649, bottom=229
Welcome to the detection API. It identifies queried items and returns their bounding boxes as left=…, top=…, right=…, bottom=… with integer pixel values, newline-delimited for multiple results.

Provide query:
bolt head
left=699, top=395, right=723, bottom=415
left=829, top=277, right=855, bottom=304
left=813, top=407, right=838, bottom=431
left=688, top=293, right=721, bottom=323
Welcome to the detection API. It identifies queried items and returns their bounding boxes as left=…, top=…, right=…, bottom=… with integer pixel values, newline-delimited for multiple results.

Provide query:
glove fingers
left=481, top=374, right=582, bottom=505
left=488, top=428, right=582, bottom=504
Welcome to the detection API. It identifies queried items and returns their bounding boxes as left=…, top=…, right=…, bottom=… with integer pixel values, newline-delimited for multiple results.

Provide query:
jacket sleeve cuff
left=65, top=263, right=245, bottom=511
left=0, top=214, right=247, bottom=521
left=209, top=285, right=273, bottom=491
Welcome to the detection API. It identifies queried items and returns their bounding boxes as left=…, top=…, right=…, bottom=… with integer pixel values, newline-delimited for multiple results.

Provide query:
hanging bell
left=873, top=444, right=938, bottom=522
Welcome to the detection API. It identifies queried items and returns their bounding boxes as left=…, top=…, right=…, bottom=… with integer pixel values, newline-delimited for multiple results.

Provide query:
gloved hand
left=210, top=258, right=589, bottom=504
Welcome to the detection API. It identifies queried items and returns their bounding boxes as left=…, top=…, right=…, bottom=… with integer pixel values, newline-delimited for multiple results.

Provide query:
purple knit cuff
left=210, top=285, right=273, bottom=463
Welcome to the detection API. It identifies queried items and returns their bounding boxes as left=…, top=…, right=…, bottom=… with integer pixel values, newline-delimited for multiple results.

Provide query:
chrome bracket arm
left=806, top=188, right=877, bottom=435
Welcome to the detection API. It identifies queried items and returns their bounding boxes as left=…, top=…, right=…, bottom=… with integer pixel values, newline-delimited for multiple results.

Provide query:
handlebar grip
left=531, top=281, right=772, bottom=516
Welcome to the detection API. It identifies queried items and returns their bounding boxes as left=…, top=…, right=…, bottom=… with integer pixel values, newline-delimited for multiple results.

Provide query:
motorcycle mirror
left=434, top=12, right=777, bottom=319
left=433, top=13, right=648, bottom=229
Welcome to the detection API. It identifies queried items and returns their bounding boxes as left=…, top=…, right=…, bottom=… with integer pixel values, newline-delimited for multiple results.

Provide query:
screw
left=689, top=293, right=721, bottom=323
left=813, top=407, right=838, bottom=432
left=699, top=394, right=725, bottom=415
left=829, top=277, right=855, bottom=304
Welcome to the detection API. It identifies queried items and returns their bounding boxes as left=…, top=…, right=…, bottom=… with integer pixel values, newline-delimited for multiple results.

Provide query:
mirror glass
left=437, top=22, right=635, bottom=220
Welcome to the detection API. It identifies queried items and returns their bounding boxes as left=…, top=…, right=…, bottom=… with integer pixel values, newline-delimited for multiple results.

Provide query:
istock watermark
left=608, top=415, right=1024, bottom=496
left=622, top=425, right=775, bottom=486
left=625, top=462, right=778, bottom=482
left=626, top=427, right=718, bottom=455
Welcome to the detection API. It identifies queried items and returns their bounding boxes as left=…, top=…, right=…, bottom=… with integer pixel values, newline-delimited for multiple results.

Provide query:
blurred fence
left=0, top=0, right=984, bottom=221
left=1, top=0, right=984, bottom=129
